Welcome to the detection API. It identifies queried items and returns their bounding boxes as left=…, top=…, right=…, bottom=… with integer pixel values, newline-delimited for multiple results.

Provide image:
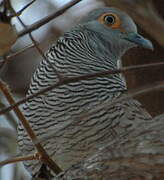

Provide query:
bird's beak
left=125, top=32, right=154, bottom=50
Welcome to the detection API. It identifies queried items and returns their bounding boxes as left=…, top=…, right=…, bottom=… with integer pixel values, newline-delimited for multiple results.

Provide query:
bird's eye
left=98, top=13, right=124, bottom=31
left=104, top=15, right=115, bottom=25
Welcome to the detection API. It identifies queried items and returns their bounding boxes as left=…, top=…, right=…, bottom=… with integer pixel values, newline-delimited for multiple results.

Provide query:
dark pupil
left=104, top=15, right=115, bottom=24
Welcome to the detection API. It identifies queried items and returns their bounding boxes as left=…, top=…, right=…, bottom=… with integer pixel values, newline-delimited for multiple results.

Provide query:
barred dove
left=18, top=7, right=153, bottom=179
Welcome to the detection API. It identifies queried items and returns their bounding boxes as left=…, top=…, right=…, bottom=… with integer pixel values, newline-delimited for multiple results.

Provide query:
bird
left=17, top=7, right=154, bottom=179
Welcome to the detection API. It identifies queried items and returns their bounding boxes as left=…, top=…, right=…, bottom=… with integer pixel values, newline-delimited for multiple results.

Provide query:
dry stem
left=37, top=80, right=164, bottom=143
left=18, top=0, right=82, bottom=37
left=0, top=43, right=36, bottom=69
left=0, top=61, right=164, bottom=115
left=0, top=154, right=37, bottom=167
left=16, top=10, right=62, bottom=80
left=0, top=80, right=62, bottom=174
left=78, top=81, right=164, bottom=123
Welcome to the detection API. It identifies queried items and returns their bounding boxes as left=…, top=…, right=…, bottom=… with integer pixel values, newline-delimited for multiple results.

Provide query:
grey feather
left=17, top=7, right=153, bottom=179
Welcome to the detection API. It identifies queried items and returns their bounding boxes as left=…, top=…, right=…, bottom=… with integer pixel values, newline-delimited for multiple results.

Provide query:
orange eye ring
left=98, top=13, right=122, bottom=30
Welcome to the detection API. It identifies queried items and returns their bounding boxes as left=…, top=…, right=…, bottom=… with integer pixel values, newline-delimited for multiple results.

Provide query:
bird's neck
left=82, top=28, right=122, bottom=68
left=63, top=27, right=127, bottom=93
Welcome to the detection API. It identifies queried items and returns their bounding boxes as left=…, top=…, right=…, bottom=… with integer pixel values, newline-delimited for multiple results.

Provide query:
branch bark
left=18, top=0, right=82, bottom=37
left=0, top=154, right=37, bottom=167
left=0, top=61, right=164, bottom=115
left=0, top=80, right=62, bottom=174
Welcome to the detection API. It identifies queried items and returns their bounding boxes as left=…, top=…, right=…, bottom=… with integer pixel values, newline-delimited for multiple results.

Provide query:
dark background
left=122, top=0, right=164, bottom=116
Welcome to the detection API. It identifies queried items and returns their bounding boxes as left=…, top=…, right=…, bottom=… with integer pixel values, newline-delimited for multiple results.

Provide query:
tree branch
left=0, top=102, right=17, bottom=129
left=0, top=43, right=36, bottom=70
left=16, top=15, right=62, bottom=80
left=0, top=154, right=37, bottom=167
left=0, top=61, right=164, bottom=115
left=36, top=80, right=164, bottom=143
left=0, top=80, right=62, bottom=174
left=78, top=81, right=164, bottom=123
left=18, top=0, right=82, bottom=37
left=15, top=0, right=36, bottom=17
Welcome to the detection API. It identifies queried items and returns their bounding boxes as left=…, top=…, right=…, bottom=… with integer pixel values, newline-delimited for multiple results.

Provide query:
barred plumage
left=17, top=7, right=153, bottom=179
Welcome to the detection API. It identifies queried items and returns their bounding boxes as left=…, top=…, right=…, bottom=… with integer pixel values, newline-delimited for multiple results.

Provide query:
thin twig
left=78, top=81, right=164, bottom=123
left=18, top=0, right=82, bottom=37
left=0, top=44, right=35, bottom=71
left=16, top=12, right=62, bottom=80
left=0, top=102, right=17, bottom=129
left=37, top=80, right=164, bottom=143
left=4, top=0, right=12, bottom=12
left=0, top=55, right=7, bottom=70
left=7, top=43, right=36, bottom=59
left=16, top=0, right=36, bottom=16
left=0, top=61, right=164, bottom=115
left=3, top=0, right=36, bottom=18
left=0, top=154, right=37, bottom=167
left=0, top=80, right=62, bottom=174
left=0, top=43, right=36, bottom=64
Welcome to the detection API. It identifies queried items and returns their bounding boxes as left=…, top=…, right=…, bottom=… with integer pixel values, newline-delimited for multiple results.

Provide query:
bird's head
left=81, top=7, right=153, bottom=58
